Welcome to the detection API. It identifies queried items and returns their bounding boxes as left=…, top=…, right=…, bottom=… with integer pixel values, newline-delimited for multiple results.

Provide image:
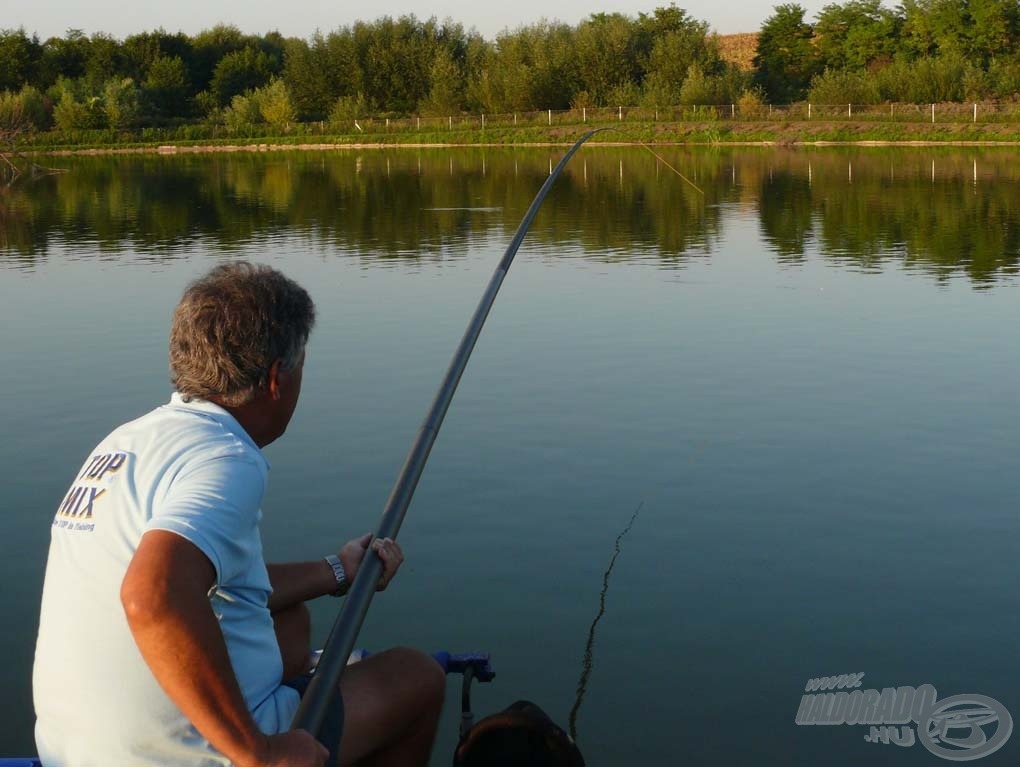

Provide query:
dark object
left=292, top=129, right=604, bottom=737
left=454, top=701, right=586, bottom=767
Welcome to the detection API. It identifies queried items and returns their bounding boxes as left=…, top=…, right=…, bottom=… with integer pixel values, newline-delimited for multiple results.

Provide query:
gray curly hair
left=170, top=262, right=316, bottom=407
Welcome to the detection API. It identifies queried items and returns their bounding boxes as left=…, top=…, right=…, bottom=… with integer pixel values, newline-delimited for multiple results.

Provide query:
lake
left=2, top=145, right=1018, bottom=765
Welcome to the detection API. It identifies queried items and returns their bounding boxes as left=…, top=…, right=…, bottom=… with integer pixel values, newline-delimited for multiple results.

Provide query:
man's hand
left=338, top=534, right=404, bottom=591
left=247, top=730, right=328, bottom=767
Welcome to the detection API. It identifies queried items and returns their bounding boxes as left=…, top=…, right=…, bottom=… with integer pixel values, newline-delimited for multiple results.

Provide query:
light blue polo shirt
left=34, top=394, right=299, bottom=766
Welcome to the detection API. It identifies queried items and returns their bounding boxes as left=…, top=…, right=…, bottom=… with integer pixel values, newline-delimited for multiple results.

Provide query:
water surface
left=2, top=147, right=1018, bottom=765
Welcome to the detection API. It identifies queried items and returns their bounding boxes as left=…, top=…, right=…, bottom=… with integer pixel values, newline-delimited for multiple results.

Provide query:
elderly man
left=33, top=262, right=445, bottom=767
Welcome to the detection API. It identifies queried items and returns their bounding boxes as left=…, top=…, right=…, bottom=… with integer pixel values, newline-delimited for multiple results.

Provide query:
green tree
left=419, top=46, right=464, bottom=115
left=257, top=79, right=296, bottom=127
left=813, top=0, right=900, bottom=70
left=51, top=79, right=106, bottom=130
left=122, top=29, right=192, bottom=82
left=574, top=13, right=641, bottom=105
left=38, top=29, right=91, bottom=87
left=143, top=54, right=190, bottom=118
left=753, top=4, right=820, bottom=102
left=102, top=77, right=139, bottom=129
left=83, top=33, right=123, bottom=92
left=0, top=29, right=42, bottom=92
left=210, top=47, right=273, bottom=107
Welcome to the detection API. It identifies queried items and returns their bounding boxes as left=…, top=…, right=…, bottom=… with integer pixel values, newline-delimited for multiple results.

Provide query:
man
left=33, top=262, right=445, bottom=766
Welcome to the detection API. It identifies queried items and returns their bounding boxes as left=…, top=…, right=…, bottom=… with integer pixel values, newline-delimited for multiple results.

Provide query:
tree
left=143, top=54, right=190, bottom=119
left=753, top=4, right=820, bottom=102
left=574, top=13, right=641, bottom=105
left=813, top=0, right=901, bottom=70
left=37, top=29, right=91, bottom=87
left=419, top=47, right=464, bottom=115
left=209, top=47, right=273, bottom=107
left=0, top=29, right=42, bottom=92
left=102, top=77, right=139, bottom=129
left=122, top=29, right=193, bottom=82
left=257, top=79, right=296, bottom=127
left=639, top=8, right=717, bottom=105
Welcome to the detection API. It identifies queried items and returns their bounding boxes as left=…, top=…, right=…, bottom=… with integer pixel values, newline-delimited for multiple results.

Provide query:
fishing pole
left=292, top=128, right=606, bottom=737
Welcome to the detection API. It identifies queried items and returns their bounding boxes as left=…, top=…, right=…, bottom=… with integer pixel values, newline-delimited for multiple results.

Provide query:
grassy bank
left=20, top=119, right=1020, bottom=154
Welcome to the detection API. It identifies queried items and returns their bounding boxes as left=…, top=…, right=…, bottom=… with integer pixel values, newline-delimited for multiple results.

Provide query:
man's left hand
left=338, top=534, right=404, bottom=591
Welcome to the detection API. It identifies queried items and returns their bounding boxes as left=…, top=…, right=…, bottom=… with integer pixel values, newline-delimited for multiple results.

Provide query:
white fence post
left=808, top=103, right=812, bottom=119
left=583, top=107, right=586, bottom=123
left=548, top=109, right=552, bottom=126
left=731, top=103, right=735, bottom=118
left=931, top=103, right=935, bottom=123
left=449, top=116, right=452, bottom=129
left=618, top=105, right=622, bottom=120
left=481, top=113, right=485, bottom=129
left=514, top=113, right=517, bottom=125
left=974, top=103, right=977, bottom=123
left=848, top=103, right=851, bottom=118
left=417, top=116, right=420, bottom=130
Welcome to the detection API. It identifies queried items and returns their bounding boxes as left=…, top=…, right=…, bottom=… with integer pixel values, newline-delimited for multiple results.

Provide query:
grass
left=18, top=118, right=1020, bottom=154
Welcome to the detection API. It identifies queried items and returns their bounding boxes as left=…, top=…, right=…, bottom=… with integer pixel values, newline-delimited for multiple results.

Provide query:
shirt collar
left=167, top=392, right=269, bottom=467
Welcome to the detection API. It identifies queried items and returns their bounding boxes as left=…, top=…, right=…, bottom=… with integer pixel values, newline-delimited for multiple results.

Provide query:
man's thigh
left=336, top=647, right=445, bottom=764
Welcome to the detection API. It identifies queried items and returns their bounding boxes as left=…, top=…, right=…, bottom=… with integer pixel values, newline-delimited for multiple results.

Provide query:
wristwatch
left=324, top=554, right=349, bottom=597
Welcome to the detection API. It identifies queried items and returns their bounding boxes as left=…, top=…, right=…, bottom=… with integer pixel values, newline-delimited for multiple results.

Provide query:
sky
left=1, top=0, right=834, bottom=41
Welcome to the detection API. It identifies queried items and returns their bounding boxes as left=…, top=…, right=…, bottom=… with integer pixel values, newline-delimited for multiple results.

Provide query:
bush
left=679, top=63, right=745, bottom=106
left=257, top=79, right=296, bottom=128
left=0, top=86, right=50, bottom=131
left=103, top=78, right=140, bottom=130
left=329, top=93, right=369, bottom=126
left=808, top=69, right=881, bottom=105
left=736, top=88, right=768, bottom=118
left=223, top=91, right=263, bottom=130
left=52, top=90, right=106, bottom=131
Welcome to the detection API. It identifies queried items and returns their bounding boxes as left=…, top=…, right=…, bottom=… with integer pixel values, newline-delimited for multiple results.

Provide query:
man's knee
left=381, top=646, right=446, bottom=708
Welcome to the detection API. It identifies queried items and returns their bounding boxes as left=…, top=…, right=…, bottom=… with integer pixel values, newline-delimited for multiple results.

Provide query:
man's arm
left=267, top=535, right=404, bottom=614
left=121, top=529, right=327, bottom=767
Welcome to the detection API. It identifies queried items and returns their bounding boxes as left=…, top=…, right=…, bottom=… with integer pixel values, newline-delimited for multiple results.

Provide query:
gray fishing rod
left=293, top=129, right=605, bottom=736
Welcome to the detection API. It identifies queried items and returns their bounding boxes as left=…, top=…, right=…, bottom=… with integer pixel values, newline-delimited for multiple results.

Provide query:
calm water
left=2, top=147, right=1019, bottom=765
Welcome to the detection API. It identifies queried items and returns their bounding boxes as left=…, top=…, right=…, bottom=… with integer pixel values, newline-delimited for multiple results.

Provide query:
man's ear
left=266, top=359, right=284, bottom=401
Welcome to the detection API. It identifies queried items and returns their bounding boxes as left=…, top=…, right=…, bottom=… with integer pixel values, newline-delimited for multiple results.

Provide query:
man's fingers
left=371, top=538, right=403, bottom=590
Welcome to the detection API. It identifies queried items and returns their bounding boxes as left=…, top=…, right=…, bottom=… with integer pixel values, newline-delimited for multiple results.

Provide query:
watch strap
left=324, top=554, right=348, bottom=597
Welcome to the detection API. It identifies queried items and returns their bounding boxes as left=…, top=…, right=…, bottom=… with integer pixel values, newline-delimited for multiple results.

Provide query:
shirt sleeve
left=146, top=454, right=266, bottom=585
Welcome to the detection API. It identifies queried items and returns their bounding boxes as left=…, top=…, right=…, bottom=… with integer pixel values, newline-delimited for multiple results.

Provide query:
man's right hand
left=254, top=730, right=329, bottom=767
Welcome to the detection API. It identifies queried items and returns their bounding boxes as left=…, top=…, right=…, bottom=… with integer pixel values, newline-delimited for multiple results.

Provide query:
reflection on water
left=4, top=147, right=1018, bottom=286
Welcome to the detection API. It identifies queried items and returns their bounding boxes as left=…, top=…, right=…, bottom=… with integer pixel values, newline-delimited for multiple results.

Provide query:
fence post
left=548, top=109, right=552, bottom=126
left=848, top=103, right=851, bottom=118
left=618, top=105, right=622, bottom=121
left=417, top=116, right=420, bottom=130
left=808, top=103, right=812, bottom=119
left=931, top=103, right=935, bottom=124
left=514, top=113, right=517, bottom=125
left=583, top=107, right=586, bottom=123
left=386, top=117, right=389, bottom=129
left=481, top=113, right=485, bottom=129
left=974, top=103, right=977, bottom=123
left=769, top=104, right=772, bottom=117
left=731, top=103, right=735, bottom=118
left=890, top=103, right=894, bottom=119
left=449, top=115, right=452, bottom=130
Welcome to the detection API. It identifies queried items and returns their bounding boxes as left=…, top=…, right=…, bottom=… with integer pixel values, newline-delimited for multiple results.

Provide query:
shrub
left=808, top=68, right=881, bottom=105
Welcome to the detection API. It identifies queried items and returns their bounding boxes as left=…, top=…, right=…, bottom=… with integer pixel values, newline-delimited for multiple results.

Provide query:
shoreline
left=30, top=138, right=1020, bottom=157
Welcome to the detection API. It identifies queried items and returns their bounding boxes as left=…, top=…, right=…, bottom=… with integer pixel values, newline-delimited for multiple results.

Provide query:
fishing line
left=292, top=128, right=606, bottom=737
left=567, top=500, right=644, bottom=744
left=294, top=127, right=699, bottom=739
